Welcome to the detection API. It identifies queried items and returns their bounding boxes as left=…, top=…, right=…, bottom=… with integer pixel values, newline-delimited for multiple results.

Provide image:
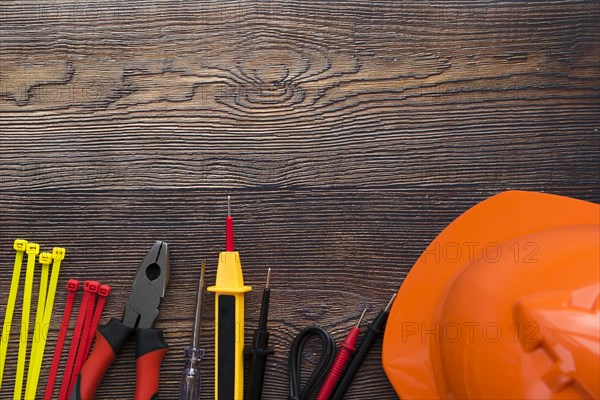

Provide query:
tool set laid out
left=2, top=191, right=597, bottom=400
left=1, top=198, right=393, bottom=400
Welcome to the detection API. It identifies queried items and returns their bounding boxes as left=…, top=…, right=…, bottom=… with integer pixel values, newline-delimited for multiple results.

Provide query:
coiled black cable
left=288, top=326, right=336, bottom=400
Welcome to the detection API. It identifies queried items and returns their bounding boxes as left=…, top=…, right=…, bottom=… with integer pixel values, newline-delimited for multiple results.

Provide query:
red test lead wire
left=226, top=195, right=234, bottom=251
left=316, top=307, right=368, bottom=400
left=45, top=279, right=80, bottom=400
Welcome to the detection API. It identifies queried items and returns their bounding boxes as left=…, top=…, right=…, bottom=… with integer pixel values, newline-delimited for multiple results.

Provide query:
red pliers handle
left=70, top=319, right=168, bottom=400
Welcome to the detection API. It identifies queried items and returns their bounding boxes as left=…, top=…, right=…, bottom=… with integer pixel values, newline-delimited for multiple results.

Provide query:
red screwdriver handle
left=134, top=328, right=169, bottom=400
left=69, top=318, right=134, bottom=400
left=316, top=327, right=360, bottom=400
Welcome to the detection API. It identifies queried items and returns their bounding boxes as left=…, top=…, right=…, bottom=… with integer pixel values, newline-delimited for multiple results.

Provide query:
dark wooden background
left=1, top=0, right=598, bottom=399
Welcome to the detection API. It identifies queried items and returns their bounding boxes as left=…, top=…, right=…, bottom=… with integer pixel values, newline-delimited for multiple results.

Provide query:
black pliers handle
left=69, top=241, right=170, bottom=400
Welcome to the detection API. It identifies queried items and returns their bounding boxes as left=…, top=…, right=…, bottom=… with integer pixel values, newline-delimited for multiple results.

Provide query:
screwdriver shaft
left=192, top=260, right=206, bottom=349
left=179, top=260, right=207, bottom=400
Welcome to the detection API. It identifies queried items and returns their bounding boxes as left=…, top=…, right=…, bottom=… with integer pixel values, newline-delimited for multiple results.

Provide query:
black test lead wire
left=288, top=326, right=336, bottom=400
left=247, top=268, right=274, bottom=400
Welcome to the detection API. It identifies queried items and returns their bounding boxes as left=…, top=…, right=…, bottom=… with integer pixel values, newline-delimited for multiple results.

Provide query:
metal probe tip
left=266, top=268, right=271, bottom=288
left=356, top=307, right=368, bottom=328
left=384, top=293, right=397, bottom=312
left=227, top=195, right=231, bottom=216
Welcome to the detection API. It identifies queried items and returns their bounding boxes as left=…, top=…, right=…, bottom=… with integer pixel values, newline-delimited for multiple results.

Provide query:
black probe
left=330, top=293, right=397, bottom=400
left=247, top=268, right=274, bottom=400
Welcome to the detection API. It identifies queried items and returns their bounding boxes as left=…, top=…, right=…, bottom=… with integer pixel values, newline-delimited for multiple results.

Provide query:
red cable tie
left=58, top=280, right=99, bottom=400
left=44, top=279, right=79, bottom=400
left=70, top=280, right=100, bottom=394
left=76, top=284, right=110, bottom=378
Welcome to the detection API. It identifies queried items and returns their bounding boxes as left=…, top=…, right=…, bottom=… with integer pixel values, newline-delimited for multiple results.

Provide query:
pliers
left=69, top=241, right=170, bottom=400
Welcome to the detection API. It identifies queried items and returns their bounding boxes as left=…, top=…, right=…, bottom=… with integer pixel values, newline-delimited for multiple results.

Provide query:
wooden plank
left=1, top=0, right=599, bottom=399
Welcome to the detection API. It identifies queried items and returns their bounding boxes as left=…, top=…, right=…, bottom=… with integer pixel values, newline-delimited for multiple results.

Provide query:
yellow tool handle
left=207, top=251, right=251, bottom=400
left=14, top=242, right=40, bottom=400
left=0, top=239, right=28, bottom=390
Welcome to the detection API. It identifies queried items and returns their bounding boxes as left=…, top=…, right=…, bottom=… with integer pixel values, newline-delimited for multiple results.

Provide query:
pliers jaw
left=122, top=241, right=170, bottom=330
left=69, top=240, right=170, bottom=400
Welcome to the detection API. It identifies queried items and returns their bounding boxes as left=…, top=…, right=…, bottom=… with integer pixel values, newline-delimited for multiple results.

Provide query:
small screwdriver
left=330, top=293, right=397, bottom=400
left=247, top=268, right=274, bottom=400
left=179, top=259, right=206, bottom=400
left=316, top=307, right=368, bottom=400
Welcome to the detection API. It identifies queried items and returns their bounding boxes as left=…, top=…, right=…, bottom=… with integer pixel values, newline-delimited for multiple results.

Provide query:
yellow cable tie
left=24, top=247, right=65, bottom=400
left=24, top=252, right=52, bottom=399
left=0, top=239, right=28, bottom=391
left=13, top=242, right=39, bottom=400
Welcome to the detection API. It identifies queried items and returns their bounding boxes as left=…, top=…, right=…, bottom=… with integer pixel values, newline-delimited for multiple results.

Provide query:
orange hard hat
left=382, top=190, right=600, bottom=399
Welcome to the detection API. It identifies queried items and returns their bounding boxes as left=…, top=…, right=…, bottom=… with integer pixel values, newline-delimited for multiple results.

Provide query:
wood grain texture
left=1, top=0, right=599, bottom=399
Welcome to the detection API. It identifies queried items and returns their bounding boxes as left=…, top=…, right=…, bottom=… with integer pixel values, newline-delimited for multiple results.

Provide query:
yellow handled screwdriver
left=207, top=196, right=251, bottom=400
